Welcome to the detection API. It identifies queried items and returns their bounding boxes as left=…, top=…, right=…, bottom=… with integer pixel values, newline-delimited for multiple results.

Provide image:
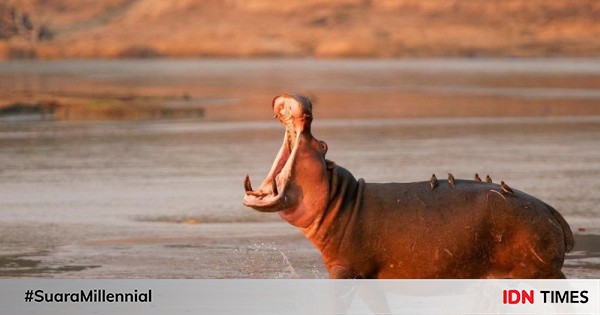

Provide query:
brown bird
left=500, top=181, right=514, bottom=195
left=485, top=175, right=492, bottom=183
left=430, top=174, right=438, bottom=190
left=448, top=173, right=455, bottom=188
left=474, top=173, right=482, bottom=182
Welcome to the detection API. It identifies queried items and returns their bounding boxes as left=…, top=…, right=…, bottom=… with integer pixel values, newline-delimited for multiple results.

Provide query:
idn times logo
left=503, top=290, right=589, bottom=304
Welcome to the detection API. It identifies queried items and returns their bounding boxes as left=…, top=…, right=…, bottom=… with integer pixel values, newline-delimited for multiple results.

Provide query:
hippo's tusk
left=244, top=174, right=253, bottom=193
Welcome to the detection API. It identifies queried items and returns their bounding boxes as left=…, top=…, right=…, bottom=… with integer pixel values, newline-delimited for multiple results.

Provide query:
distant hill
left=1, top=0, right=599, bottom=59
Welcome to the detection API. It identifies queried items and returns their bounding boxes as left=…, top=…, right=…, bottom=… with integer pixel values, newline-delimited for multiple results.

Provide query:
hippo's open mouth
left=242, top=98, right=303, bottom=212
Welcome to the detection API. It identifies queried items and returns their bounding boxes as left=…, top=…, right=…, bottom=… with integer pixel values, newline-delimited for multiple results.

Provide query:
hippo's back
left=351, top=179, right=571, bottom=278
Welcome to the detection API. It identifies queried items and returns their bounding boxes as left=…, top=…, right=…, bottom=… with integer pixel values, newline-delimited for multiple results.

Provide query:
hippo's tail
left=546, top=203, right=574, bottom=253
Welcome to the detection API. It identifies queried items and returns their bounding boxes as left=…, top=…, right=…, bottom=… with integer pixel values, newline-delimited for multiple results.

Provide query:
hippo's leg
left=327, top=266, right=391, bottom=313
left=483, top=231, right=567, bottom=279
left=328, top=265, right=362, bottom=279
left=484, top=237, right=564, bottom=279
left=484, top=194, right=568, bottom=279
left=485, top=266, right=566, bottom=279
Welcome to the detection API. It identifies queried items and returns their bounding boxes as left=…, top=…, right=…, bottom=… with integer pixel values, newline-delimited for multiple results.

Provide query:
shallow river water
left=1, top=116, right=599, bottom=278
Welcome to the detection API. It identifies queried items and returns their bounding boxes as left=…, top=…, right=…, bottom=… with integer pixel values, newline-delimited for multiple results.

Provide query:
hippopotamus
left=243, top=94, right=574, bottom=279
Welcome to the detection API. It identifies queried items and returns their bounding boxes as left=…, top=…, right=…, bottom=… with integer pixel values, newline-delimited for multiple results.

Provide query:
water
left=0, top=59, right=599, bottom=278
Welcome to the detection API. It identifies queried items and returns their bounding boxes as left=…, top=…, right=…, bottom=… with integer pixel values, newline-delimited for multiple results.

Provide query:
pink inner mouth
left=243, top=120, right=300, bottom=211
left=272, top=145, right=290, bottom=194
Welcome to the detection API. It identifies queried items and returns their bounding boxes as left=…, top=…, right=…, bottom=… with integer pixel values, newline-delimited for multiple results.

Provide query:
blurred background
left=0, top=1, right=599, bottom=278
left=2, top=0, right=599, bottom=59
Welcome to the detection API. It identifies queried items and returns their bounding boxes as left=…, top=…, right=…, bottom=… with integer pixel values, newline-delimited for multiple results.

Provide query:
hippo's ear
left=320, top=141, right=328, bottom=155
left=325, top=159, right=335, bottom=170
